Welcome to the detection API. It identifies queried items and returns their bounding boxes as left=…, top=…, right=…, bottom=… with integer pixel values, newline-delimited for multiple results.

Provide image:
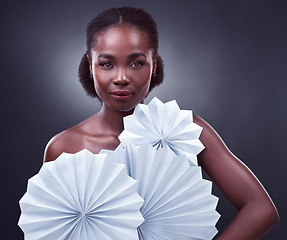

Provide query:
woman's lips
left=110, top=91, right=133, bottom=101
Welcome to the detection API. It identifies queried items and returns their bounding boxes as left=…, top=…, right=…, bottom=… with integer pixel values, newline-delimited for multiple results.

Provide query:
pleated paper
left=119, top=97, right=205, bottom=165
left=18, top=149, right=144, bottom=240
left=103, top=144, right=220, bottom=240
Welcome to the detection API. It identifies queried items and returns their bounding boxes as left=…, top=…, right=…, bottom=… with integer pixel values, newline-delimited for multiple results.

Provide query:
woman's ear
left=152, top=54, right=158, bottom=75
left=87, top=54, right=92, bottom=73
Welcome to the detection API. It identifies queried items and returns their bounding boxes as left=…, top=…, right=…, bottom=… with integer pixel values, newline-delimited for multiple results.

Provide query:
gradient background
left=1, top=0, right=286, bottom=239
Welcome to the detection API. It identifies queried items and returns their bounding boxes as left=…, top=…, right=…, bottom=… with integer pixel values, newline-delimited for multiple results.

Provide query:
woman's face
left=89, top=25, right=156, bottom=112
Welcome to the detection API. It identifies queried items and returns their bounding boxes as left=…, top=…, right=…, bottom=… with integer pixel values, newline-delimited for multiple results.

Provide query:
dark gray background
left=1, top=0, right=286, bottom=239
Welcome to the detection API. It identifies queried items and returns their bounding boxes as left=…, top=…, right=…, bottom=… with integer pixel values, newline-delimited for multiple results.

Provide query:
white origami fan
left=118, top=97, right=205, bottom=166
left=104, top=143, right=220, bottom=240
left=18, top=149, right=144, bottom=240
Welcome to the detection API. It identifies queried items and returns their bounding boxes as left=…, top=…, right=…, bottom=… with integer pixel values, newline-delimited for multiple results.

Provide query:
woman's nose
left=113, top=69, right=129, bottom=85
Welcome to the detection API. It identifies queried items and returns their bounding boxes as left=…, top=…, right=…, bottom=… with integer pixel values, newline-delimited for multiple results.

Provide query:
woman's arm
left=194, top=114, right=279, bottom=240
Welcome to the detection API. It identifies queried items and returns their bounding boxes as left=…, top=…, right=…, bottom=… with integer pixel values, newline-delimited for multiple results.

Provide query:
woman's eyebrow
left=97, top=52, right=146, bottom=59
left=128, top=53, right=146, bottom=59
left=97, top=53, right=114, bottom=59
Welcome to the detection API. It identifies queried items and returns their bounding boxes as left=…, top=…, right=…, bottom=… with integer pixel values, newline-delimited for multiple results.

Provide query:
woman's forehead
left=92, top=25, right=152, bottom=53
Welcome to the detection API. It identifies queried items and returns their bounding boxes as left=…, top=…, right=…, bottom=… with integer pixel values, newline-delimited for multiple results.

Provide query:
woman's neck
left=96, top=104, right=134, bottom=136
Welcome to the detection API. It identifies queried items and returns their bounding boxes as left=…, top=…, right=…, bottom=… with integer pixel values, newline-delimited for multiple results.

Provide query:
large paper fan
left=105, top=144, right=220, bottom=240
left=18, top=149, right=144, bottom=240
left=118, top=97, right=205, bottom=165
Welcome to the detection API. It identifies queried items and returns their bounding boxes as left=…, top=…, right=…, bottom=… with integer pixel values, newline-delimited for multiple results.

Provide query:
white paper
left=119, top=97, right=205, bottom=166
left=107, top=143, right=220, bottom=240
left=18, top=149, right=144, bottom=240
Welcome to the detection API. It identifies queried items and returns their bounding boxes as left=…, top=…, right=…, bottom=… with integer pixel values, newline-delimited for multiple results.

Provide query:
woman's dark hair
left=78, top=7, right=164, bottom=98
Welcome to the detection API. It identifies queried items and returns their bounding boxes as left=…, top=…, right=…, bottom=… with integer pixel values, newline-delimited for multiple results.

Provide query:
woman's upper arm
left=194, top=114, right=275, bottom=211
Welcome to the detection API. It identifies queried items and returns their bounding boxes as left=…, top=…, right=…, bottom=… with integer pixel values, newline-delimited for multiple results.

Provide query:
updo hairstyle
left=78, top=7, right=164, bottom=98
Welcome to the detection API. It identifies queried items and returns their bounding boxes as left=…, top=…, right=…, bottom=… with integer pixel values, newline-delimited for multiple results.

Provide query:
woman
left=44, top=7, right=278, bottom=239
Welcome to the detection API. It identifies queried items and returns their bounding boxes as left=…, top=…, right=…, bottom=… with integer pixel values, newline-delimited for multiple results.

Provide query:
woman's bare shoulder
left=193, top=113, right=242, bottom=173
left=193, top=113, right=226, bottom=152
left=43, top=123, right=87, bottom=163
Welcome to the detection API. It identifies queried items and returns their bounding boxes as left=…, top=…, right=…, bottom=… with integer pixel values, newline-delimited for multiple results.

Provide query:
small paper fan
left=18, top=149, right=144, bottom=240
left=106, top=143, right=220, bottom=240
left=118, top=97, right=205, bottom=166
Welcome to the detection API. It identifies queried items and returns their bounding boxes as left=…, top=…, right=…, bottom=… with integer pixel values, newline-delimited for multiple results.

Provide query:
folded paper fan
left=18, top=149, right=144, bottom=240
left=118, top=97, right=205, bottom=166
left=105, top=144, right=220, bottom=240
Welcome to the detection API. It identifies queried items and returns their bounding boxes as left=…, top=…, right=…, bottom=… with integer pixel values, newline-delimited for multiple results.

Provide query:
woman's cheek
left=135, top=69, right=152, bottom=86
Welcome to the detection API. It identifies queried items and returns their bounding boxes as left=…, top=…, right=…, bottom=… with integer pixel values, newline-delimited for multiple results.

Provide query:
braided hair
left=78, top=7, right=164, bottom=98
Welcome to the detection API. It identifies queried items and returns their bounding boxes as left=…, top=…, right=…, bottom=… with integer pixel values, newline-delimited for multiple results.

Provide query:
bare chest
left=79, top=133, right=121, bottom=154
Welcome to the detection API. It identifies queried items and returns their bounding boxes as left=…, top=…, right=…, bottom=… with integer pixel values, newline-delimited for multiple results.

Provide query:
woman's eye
left=130, top=61, right=145, bottom=68
left=99, top=62, right=113, bottom=69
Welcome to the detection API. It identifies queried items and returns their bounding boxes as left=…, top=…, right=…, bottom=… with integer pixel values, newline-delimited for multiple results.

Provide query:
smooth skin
left=44, top=25, right=279, bottom=239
